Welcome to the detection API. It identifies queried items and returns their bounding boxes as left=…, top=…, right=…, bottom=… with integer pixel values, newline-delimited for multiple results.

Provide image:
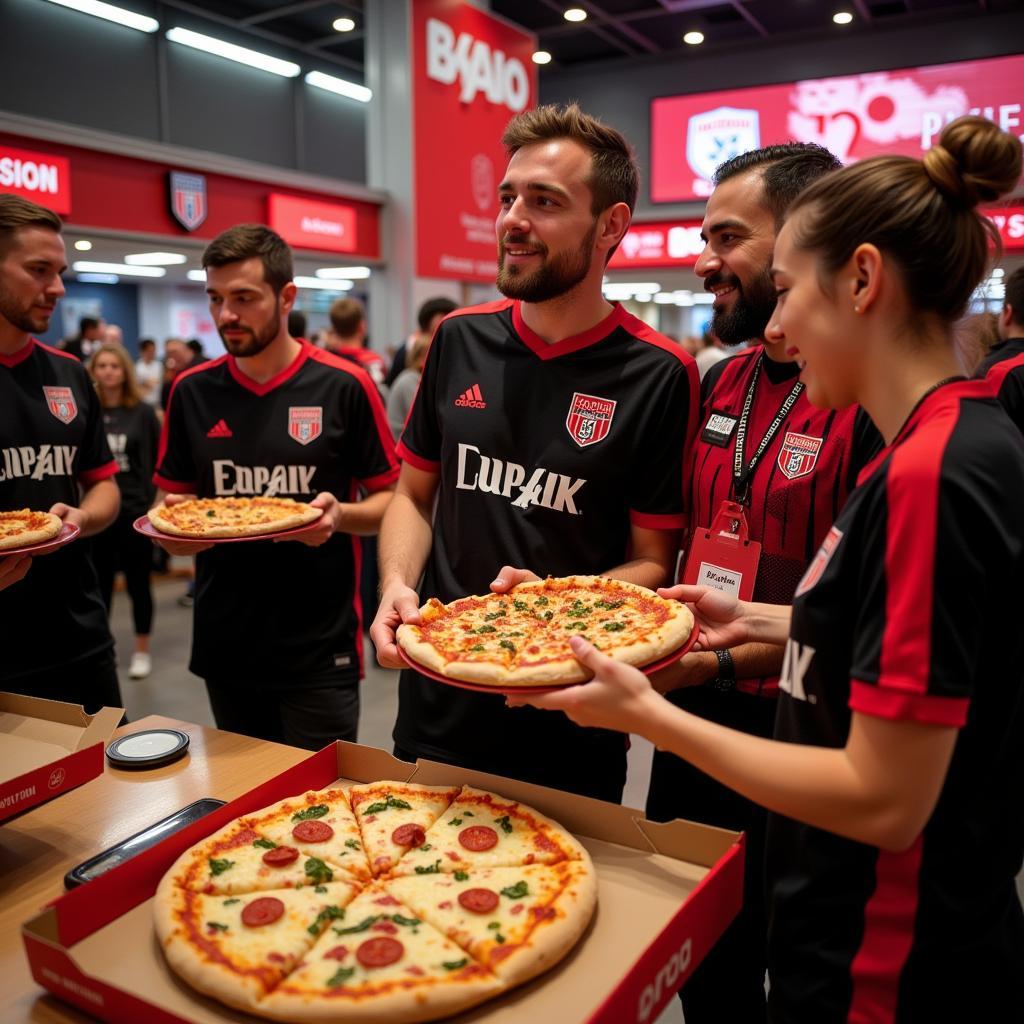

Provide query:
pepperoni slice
left=241, top=897, right=285, bottom=928
left=391, top=823, right=426, bottom=848
left=356, top=936, right=404, bottom=969
left=262, top=846, right=299, bottom=866
left=459, top=825, right=498, bottom=851
left=292, top=820, right=334, bottom=843
left=458, top=887, right=499, bottom=914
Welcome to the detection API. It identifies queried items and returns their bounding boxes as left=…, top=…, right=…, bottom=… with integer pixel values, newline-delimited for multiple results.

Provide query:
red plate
left=132, top=511, right=324, bottom=545
left=0, top=521, right=80, bottom=557
left=398, top=618, right=700, bottom=696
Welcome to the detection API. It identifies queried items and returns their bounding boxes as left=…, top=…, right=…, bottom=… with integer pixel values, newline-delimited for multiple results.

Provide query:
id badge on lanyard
left=682, top=500, right=761, bottom=600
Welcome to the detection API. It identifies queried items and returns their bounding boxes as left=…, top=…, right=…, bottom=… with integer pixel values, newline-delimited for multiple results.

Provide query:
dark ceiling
left=160, top=0, right=1020, bottom=81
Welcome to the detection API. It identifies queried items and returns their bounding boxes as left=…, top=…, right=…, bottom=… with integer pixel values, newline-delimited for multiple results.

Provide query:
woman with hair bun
left=511, top=116, right=1024, bottom=1022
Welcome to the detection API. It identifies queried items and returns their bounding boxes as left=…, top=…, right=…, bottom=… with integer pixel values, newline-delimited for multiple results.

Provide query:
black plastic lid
left=106, top=729, right=190, bottom=769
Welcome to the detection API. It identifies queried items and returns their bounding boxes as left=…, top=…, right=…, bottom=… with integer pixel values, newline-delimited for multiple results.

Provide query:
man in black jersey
left=0, top=195, right=123, bottom=712
left=978, top=266, right=1024, bottom=431
left=371, top=104, right=699, bottom=802
left=152, top=225, right=398, bottom=750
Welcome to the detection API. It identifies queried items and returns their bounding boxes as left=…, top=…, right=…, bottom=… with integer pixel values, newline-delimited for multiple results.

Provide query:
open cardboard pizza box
left=22, top=741, right=743, bottom=1024
left=0, top=693, right=123, bottom=824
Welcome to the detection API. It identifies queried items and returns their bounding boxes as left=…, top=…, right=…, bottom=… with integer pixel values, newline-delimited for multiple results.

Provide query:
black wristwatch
left=712, top=649, right=736, bottom=693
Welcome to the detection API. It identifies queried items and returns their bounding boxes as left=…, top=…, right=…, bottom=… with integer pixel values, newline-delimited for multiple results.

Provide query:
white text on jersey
left=454, top=443, right=585, bottom=515
left=212, top=460, right=315, bottom=497
left=779, top=639, right=817, bottom=702
left=1, top=444, right=76, bottom=482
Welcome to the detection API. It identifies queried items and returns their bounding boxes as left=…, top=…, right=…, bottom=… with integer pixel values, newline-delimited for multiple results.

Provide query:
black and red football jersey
left=102, top=402, right=160, bottom=519
left=154, top=340, right=398, bottom=681
left=768, top=381, right=1024, bottom=1023
left=0, top=339, right=118, bottom=681
left=395, top=299, right=700, bottom=763
left=688, top=347, right=881, bottom=695
left=977, top=336, right=1024, bottom=435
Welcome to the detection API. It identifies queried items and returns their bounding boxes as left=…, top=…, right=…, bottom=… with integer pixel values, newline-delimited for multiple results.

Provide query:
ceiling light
left=532, top=51, right=552, bottom=65
left=294, top=276, right=354, bottom=291
left=332, top=16, right=355, bottom=32
left=166, top=27, right=300, bottom=78
left=125, top=251, right=188, bottom=265
left=74, top=239, right=93, bottom=251
left=992, top=267, right=1005, bottom=277
left=76, top=273, right=120, bottom=284
left=563, top=8, right=587, bottom=22
left=684, top=31, right=704, bottom=45
left=42, top=0, right=157, bottom=33
left=72, top=261, right=166, bottom=278
left=654, top=293, right=676, bottom=304
left=305, top=70, right=371, bottom=102
left=187, top=270, right=207, bottom=282
left=315, top=266, right=371, bottom=279
left=833, top=11, right=853, bottom=24
left=604, top=281, right=661, bottom=293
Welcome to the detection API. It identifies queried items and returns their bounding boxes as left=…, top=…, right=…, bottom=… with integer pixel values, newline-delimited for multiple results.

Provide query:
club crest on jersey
left=42, top=386, right=77, bottom=425
left=794, top=525, right=844, bottom=599
left=778, top=431, right=822, bottom=480
left=288, top=406, right=322, bottom=446
left=566, top=392, right=616, bottom=449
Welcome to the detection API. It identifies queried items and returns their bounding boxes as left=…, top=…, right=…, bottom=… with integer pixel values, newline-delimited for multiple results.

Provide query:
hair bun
left=924, top=115, right=1022, bottom=208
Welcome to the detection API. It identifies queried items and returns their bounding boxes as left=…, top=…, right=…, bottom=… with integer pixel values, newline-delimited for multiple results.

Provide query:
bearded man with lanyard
left=644, top=144, right=883, bottom=1024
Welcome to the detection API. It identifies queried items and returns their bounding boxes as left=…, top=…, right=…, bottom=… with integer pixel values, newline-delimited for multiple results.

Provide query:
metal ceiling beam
left=536, top=0, right=655, bottom=55
left=241, top=0, right=332, bottom=27
left=731, top=1, right=768, bottom=36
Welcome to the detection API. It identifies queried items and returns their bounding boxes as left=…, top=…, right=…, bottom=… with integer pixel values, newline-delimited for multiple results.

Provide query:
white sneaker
left=129, top=652, right=152, bottom=679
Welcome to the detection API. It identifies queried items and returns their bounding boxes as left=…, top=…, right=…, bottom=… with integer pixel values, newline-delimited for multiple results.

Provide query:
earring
left=854, top=304, right=861, bottom=313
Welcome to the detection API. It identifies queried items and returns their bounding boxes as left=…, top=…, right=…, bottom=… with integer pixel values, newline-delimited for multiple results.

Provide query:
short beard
left=709, top=266, right=777, bottom=345
left=219, top=298, right=280, bottom=357
left=0, top=284, right=49, bottom=334
left=496, top=221, right=597, bottom=304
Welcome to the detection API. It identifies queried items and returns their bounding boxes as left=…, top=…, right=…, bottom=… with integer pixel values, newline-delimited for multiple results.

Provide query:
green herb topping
left=292, top=804, right=329, bottom=822
left=414, top=860, right=443, bottom=874
left=253, top=838, right=276, bottom=850
left=602, top=621, right=626, bottom=632
left=326, top=966, right=355, bottom=987
left=494, top=815, right=513, bottom=834
left=500, top=881, right=529, bottom=899
left=443, top=959, right=469, bottom=971
left=362, top=794, right=413, bottom=814
left=208, top=858, right=235, bottom=876
left=304, top=857, right=333, bottom=885
left=454, top=870, right=470, bottom=881
left=222, top=898, right=241, bottom=906
left=308, top=905, right=345, bottom=935
left=206, top=921, right=229, bottom=931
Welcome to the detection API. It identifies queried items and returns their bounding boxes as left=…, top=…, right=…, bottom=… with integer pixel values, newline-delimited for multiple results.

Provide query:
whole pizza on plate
left=148, top=496, right=321, bottom=539
left=154, top=781, right=596, bottom=1024
left=0, top=508, right=62, bottom=551
left=397, top=574, right=694, bottom=687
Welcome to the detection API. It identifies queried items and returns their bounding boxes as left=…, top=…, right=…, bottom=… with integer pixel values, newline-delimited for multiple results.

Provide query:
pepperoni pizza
left=397, top=575, right=694, bottom=686
left=155, top=781, right=596, bottom=1023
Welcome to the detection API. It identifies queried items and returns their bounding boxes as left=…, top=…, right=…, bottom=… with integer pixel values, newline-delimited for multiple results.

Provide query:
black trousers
left=645, top=685, right=777, bottom=1024
left=204, top=673, right=360, bottom=751
left=93, top=515, right=154, bottom=636
left=8, top=649, right=125, bottom=718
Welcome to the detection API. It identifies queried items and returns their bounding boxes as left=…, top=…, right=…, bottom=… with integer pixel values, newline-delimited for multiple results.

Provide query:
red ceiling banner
left=608, top=218, right=704, bottom=269
left=651, top=53, right=1024, bottom=203
left=0, top=144, right=72, bottom=214
left=412, top=0, right=537, bottom=282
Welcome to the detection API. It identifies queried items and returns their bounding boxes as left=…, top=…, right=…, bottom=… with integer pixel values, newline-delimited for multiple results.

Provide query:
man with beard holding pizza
left=643, top=145, right=883, bottom=1024
left=370, top=104, right=700, bottom=802
left=151, top=225, right=398, bottom=749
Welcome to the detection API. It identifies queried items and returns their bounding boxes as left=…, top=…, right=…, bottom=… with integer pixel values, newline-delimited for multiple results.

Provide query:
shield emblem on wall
left=169, top=172, right=208, bottom=231
left=288, top=406, right=323, bottom=446
left=777, top=431, right=823, bottom=481
left=686, top=106, right=761, bottom=183
left=42, top=386, right=78, bottom=425
left=566, top=392, right=616, bottom=449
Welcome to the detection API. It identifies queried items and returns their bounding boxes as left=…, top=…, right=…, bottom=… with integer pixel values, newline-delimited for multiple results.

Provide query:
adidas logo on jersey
left=0, top=444, right=76, bottom=482
left=213, top=459, right=315, bottom=497
left=454, top=384, right=486, bottom=409
left=455, top=443, right=586, bottom=516
left=207, top=419, right=233, bottom=438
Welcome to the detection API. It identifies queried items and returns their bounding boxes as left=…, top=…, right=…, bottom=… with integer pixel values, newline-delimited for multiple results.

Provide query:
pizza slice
left=154, top=879, right=360, bottom=1011
left=165, top=819, right=348, bottom=895
left=248, top=789, right=372, bottom=883
left=390, top=787, right=586, bottom=876
left=257, top=883, right=503, bottom=1023
left=385, top=859, right=597, bottom=987
left=347, top=781, right=461, bottom=876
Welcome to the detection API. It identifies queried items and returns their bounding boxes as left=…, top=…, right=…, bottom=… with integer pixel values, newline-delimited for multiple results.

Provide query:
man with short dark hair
left=61, top=315, right=104, bottom=361
left=0, top=195, right=123, bottom=711
left=644, top=143, right=882, bottom=1024
left=978, top=265, right=1024, bottom=433
left=371, top=104, right=699, bottom=801
left=150, top=224, right=398, bottom=749
left=325, top=297, right=387, bottom=392
left=384, top=297, right=458, bottom=388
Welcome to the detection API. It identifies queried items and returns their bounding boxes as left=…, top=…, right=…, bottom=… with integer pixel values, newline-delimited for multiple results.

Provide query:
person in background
left=386, top=333, right=430, bottom=440
left=160, top=337, right=195, bottom=411
left=693, top=328, right=729, bottom=378
left=955, top=310, right=1000, bottom=374
left=102, top=323, right=123, bottom=346
left=384, top=296, right=457, bottom=389
left=61, top=315, right=104, bottom=361
left=186, top=338, right=206, bottom=364
left=135, top=338, right=162, bottom=408
left=324, top=297, right=388, bottom=394
left=976, top=266, right=1024, bottom=433
left=88, top=343, right=160, bottom=680
left=288, top=309, right=307, bottom=340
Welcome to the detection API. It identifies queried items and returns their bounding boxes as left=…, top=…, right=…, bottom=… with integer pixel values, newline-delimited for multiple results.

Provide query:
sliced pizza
left=147, top=496, right=321, bottom=539
left=257, top=883, right=503, bottom=1024
left=390, top=786, right=586, bottom=877
left=385, top=858, right=596, bottom=987
left=347, top=781, right=460, bottom=877
left=154, top=879, right=360, bottom=1011
left=248, top=789, right=372, bottom=883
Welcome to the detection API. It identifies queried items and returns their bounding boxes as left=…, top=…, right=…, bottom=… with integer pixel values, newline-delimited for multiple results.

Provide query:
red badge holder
left=681, top=500, right=760, bottom=600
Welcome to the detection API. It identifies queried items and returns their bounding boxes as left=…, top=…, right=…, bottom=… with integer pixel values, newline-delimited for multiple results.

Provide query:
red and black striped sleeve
left=396, top=322, right=444, bottom=473
left=983, top=351, right=1024, bottom=438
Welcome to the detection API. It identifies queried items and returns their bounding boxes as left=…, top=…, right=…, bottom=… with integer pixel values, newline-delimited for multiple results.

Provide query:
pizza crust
left=0, top=509, right=62, bottom=550
left=148, top=497, right=322, bottom=539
